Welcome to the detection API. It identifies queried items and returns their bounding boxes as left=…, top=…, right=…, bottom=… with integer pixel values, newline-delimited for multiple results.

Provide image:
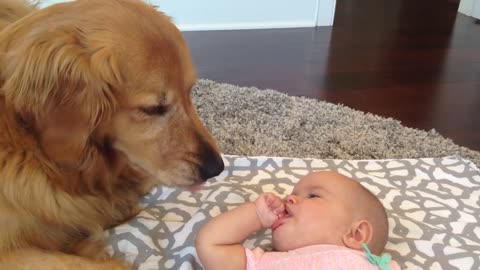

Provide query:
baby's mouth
left=271, top=218, right=284, bottom=232
left=271, top=207, right=291, bottom=231
left=285, top=204, right=292, bottom=215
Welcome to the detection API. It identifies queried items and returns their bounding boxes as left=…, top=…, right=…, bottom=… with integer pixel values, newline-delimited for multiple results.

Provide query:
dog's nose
left=199, top=153, right=224, bottom=180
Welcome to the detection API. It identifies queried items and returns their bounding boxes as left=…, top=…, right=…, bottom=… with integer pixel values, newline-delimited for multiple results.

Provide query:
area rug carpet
left=192, top=79, right=480, bottom=167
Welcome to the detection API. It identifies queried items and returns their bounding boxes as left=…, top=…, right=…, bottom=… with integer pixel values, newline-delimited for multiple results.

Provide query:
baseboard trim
left=177, top=21, right=316, bottom=31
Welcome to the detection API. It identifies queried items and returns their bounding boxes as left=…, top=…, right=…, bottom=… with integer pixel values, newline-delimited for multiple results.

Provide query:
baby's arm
left=196, top=193, right=284, bottom=270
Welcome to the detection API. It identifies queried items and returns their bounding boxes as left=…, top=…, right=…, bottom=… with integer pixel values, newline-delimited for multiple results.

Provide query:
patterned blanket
left=106, top=155, right=480, bottom=270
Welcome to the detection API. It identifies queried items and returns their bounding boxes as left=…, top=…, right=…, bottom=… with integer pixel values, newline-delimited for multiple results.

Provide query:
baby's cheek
left=272, top=233, right=290, bottom=252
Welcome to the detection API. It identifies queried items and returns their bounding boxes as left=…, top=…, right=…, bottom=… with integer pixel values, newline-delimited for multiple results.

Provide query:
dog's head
left=0, top=0, right=224, bottom=188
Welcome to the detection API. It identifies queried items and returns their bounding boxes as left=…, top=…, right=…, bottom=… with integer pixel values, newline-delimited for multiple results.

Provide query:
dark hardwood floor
left=182, top=0, right=480, bottom=152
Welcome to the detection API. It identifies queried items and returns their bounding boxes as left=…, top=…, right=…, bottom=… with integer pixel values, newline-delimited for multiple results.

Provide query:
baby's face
left=272, top=171, right=360, bottom=251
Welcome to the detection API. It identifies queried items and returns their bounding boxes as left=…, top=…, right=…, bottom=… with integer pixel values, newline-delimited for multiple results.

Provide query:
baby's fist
left=255, top=192, right=285, bottom=228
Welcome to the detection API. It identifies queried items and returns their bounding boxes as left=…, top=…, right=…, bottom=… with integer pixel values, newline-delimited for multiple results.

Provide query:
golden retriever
left=0, top=0, right=224, bottom=269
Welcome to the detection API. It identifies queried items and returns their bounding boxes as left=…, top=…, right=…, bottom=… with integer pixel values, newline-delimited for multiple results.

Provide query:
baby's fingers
left=273, top=203, right=286, bottom=217
left=267, top=198, right=285, bottom=215
left=269, top=196, right=283, bottom=208
left=263, top=192, right=275, bottom=205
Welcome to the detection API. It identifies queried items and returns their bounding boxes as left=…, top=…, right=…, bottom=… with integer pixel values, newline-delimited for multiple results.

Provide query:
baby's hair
left=356, top=183, right=389, bottom=255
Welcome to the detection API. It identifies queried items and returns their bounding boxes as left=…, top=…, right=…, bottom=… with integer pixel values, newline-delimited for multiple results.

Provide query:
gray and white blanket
left=107, top=155, right=480, bottom=270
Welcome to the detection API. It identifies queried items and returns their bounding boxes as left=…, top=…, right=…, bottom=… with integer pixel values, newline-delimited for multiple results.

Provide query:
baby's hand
left=254, top=192, right=285, bottom=228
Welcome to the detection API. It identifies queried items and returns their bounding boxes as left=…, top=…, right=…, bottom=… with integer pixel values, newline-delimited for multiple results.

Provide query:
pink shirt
left=245, top=245, right=401, bottom=270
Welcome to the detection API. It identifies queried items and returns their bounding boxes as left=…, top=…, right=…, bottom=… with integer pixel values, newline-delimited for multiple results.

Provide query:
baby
left=196, top=171, right=400, bottom=270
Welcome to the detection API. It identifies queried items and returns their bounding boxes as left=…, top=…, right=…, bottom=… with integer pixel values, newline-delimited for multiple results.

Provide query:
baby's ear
left=342, top=220, right=373, bottom=251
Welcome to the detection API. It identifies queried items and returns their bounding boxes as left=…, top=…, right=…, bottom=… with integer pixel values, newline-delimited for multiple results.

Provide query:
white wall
left=316, top=0, right=336, bottom=27
left=459, top=0, right=475, bottom=16
left=149, top=0, right=335, bottom=30
left=39, top=0, right=336, bottom=31
left=459, top=0, right=480, bottom=18
left=38, top=0, right=73, bottom=8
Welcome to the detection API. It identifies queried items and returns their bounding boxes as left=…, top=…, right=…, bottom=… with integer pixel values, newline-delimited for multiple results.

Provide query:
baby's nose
left=285, top=195, right=298, bottom=204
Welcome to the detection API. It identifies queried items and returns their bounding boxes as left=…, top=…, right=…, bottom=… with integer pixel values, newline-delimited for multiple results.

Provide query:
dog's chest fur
left=0, top=99, right=147, bottom=254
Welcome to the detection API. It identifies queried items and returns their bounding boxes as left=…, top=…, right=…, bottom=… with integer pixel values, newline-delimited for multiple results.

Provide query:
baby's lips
left=276, top=208, right=287, bottom=218
left=271, top=214, right=287, bottom=231
left=271, top=218, right=282, bottom=231
left=271, top=209, right=288, bottom=231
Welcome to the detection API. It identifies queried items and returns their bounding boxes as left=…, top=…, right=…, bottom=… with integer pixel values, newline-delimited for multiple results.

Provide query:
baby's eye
left=308, top=194, right=320, bottom=199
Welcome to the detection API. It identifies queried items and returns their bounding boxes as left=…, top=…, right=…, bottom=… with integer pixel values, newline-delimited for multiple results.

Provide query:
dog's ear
left=2, top=30, right=122, bottom=164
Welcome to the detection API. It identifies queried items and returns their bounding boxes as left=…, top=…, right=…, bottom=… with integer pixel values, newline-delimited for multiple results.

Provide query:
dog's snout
left=198, top=145, right=224, bottom=180
left=199, top=154, right=224, bottom=180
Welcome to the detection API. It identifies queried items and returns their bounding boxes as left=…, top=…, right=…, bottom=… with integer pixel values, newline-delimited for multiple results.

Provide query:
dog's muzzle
left=198, top=146, right=224, bottom=180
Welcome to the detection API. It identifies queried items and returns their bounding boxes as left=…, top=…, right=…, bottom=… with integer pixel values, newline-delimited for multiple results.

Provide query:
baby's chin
left=272, top=235, right=297, bottom=252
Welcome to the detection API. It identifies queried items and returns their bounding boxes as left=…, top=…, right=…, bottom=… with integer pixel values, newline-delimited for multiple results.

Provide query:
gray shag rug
left=192, top=79, right=480, bottom=168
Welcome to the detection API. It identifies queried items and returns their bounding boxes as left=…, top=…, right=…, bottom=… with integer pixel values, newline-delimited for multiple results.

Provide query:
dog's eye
left=141, top=105, right=169, bottom=116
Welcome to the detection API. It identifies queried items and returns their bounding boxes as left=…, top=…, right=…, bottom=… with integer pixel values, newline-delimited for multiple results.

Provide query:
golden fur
left=0, top=0, right=224, bottom=269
